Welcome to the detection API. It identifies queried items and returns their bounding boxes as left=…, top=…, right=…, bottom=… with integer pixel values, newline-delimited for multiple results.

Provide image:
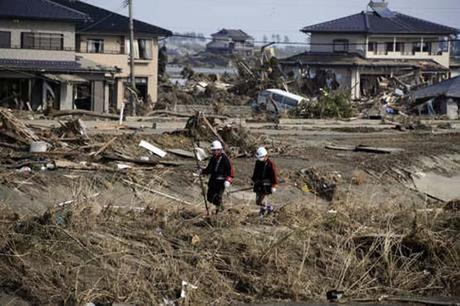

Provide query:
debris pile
left=0, top=191, right=457, bottom=305
left=186, top=112, right=261, bottom=156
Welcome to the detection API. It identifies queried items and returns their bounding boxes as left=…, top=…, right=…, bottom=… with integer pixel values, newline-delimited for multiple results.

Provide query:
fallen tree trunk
left=49, top=110, right=120, bottom=120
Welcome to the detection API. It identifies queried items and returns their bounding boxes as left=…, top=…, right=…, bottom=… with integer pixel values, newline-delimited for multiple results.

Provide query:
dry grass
left=0, top=181, right=458, bottom=305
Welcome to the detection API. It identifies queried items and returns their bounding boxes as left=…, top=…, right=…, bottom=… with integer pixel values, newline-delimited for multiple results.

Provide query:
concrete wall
left=0, top=19, right=76, bottom=61
left=77, top=35, right=159, bottom=108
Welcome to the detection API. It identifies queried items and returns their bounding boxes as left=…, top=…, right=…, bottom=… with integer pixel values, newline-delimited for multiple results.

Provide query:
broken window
left=333, top=39, right=349, bottom=52
left=87, top=39, right=104, bottom=53
left=21, top=32, right=64, bottom=50
left=0, top=31, right=11, bottom=48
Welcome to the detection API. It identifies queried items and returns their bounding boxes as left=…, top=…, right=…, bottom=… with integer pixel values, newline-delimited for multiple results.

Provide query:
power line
left=169, top=34, right=460, bottom=47
left=80, top=1, right=128, bottom=32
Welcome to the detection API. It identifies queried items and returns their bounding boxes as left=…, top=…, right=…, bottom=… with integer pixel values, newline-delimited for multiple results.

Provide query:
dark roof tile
left=211, top=29, right=252, bottom=41
left=51, top=0, right=172, bottom=37
left=0, top=0, right=88, bottom=21
left=302, top=11, right=459, bottom=35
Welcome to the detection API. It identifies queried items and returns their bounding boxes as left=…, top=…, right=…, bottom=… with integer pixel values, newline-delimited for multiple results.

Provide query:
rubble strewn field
left=0, top=104, right=459, bottom=305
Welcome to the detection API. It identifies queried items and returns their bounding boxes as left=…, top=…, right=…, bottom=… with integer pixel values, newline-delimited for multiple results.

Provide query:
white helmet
left=256, top=147, right=268, bottom=160
left=211, top=140, right=223, bottom=150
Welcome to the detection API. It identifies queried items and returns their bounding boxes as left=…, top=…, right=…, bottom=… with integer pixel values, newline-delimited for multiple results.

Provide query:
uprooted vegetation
left=0, top=187, right=458, bottom=305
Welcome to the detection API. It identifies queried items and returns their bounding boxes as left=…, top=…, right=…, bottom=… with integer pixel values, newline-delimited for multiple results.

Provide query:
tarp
left=412, top=76, right=460, bottom=100
left=43, top=74, right=88, bottom=84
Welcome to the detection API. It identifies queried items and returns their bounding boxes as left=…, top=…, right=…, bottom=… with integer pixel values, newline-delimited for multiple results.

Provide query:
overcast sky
left=84, top=0, right=460, bottom=42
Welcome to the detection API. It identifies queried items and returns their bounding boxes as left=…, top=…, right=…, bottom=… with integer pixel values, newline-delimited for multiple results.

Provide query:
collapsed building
left=280, top=0, right=459, bottom=100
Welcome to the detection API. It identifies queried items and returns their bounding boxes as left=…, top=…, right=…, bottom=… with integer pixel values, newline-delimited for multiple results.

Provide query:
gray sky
left=84, top=0, right=460, bottom=42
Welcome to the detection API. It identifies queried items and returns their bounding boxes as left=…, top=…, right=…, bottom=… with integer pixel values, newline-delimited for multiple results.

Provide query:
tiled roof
left=413, top=76, right=460, bottom=99
left=0, top=58, right=115, bottom=73
left=51, top=0, right=172, bottom=37
left=0, top=0, right=88, bottom=21
left=212, top=29, right=252, bottom=41
left=279, top=52, right=448, bottom=71
left=206, top=40, right=229, bottom=49
left=301, top=11, right=459, bottom=35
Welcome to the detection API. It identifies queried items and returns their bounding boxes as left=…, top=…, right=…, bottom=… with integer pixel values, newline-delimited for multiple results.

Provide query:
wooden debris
left=0, top=107, right=39, bottom=144
left=49, top=109, right=120, bottom=120
left=55, top=119, right=88, bottom=138
left=91, top=136, right=117, bottom=157
left=123, top=179, right=195, bottom=206
left=167, top=149, right=195, bottom=159
left=326, top=144, right=404, bottom=154
left=139, top=140, right=167, bottom=158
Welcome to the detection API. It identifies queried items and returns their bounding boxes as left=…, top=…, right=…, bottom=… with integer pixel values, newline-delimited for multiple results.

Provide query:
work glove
left=224, top=181, right=231, bottom=189
left=271, top=187, right=277, bottom=193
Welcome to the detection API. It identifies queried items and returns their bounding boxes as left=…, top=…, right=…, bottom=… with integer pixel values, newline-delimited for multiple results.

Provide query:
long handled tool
left=190, top=113, right=209, bottom=216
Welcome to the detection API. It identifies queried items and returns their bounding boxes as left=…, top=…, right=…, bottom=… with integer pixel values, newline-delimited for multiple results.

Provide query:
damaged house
left=280, top=0, right=459, bottom=100
left=0, top=0, right=117, bottom=112
left=206, top=29, right=255, bottom=56
left=51, top=0, right=172, bottom=111
left=0, top=0, right=171, bottom=112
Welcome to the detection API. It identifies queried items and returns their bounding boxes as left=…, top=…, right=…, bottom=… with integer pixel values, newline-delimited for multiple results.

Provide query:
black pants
left=207, top=180, right=225, bottom=206
left=254, top=181, right=272, bottom=206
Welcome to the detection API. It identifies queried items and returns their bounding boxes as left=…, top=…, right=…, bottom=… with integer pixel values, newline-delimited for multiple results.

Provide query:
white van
left=254, top=89, right=306, bottom=113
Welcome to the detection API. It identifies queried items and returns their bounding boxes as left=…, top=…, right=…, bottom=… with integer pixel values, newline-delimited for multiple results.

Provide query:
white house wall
left=0, top=19, right=76, bottom=61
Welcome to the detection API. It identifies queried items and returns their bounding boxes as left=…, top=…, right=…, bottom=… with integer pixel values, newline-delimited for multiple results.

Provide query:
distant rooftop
left=211, top=29, right=252, bottom=41
left=0, top=0, right=88, bottom=21
left=301, top=1, right=459, bottom=35
left=51, top=0, right=172, bottom=37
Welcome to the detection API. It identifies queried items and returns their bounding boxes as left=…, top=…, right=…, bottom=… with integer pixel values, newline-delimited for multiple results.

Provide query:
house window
left=87, top=39, right=104, bottom=53
left=126, top=38, right=152, bottom=59
left=0, top=31, right=11, bottom=48
left=333, top=39, right=349, bottom=52
left=385, top=42, right=394, bottom=53
left=395, top=42, right=404, bottom=53
left=21, top=32, right=63, bottom=50
left=413, top=42, right=432, bottom=54
left=368, top=41, right=377, bottom=53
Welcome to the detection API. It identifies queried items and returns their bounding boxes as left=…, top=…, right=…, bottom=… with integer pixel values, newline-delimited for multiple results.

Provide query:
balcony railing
left=0, top=45, right=74, bottom=51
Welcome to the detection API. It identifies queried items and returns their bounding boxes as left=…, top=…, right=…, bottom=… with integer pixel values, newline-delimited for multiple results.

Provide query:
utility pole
left=128, top=0, right=136, bottom=116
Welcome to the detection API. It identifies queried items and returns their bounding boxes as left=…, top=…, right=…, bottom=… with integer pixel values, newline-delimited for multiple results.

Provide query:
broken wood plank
left=0, top=107, right=39, bottom=144
left=325, top=144, right=404, bottom=154
left=355, top=145, right=404, bottom=154
left=92, top=136, right=117, bottom=157
left=102, top=153, right=186, bottom=167
left=49, top=109, right=120, bottom=120
left=139, top=140, right=167, bottom=158
left=122, top=179, right=195, bottom=206
left=200, top=114, right=227, bottom=148
left=0, top=141, right=28, bottom=151
left=325, top=145, right=356, bottom=152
